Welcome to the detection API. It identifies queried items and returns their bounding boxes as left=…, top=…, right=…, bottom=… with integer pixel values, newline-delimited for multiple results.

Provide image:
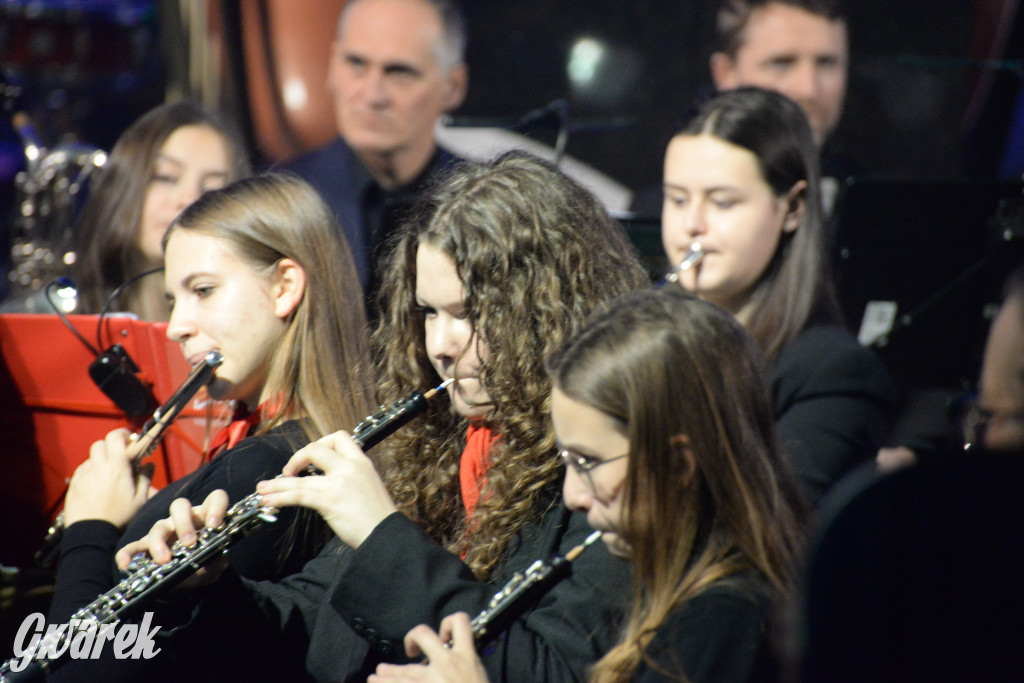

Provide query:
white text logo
left=7, top=612, right=161, bottom=673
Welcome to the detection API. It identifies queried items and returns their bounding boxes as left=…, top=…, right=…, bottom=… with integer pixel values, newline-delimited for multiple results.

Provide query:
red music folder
left=0, top=313, right=230, bottom=566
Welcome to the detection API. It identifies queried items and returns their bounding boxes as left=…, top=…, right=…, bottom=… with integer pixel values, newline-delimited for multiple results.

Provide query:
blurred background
left=0, top=0, right=1022, bottom=391
left=2, top=1, right=1021, bottom=199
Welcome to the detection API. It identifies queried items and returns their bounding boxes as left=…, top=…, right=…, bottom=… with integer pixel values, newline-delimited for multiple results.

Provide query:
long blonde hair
left=165, top=172, right=377, bottom=442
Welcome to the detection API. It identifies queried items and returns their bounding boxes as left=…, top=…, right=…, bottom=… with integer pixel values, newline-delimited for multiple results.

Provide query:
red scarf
left=460, top=422, right=498, bottom=518
left=206, top=401, right=269, bottom=458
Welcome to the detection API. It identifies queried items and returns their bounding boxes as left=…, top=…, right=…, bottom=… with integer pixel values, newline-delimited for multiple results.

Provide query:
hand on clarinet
left=114, top=489, right=230, bottom=588
left=368, top=612, right=490, bottom=683
left=63, top=428, right=155, bottom=527
left=256, top=430, right=397, bottom=548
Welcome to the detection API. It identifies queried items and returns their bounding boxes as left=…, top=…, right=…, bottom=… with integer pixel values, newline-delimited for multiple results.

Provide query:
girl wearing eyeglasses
left=371, top=287, right=806, bottom=683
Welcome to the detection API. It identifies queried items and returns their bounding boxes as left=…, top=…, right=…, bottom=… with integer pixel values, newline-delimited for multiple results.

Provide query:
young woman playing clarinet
left=48, top=172, right=376, bottom=680
left=371, top=287, right=806, bottom=683
left=660, top=87, right=894, bottom=506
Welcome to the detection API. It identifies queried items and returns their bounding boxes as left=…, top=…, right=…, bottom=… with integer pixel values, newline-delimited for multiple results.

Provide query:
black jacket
left=772, top=324, right=895, bottom=506
left=165, top=501, right=630, bottom=682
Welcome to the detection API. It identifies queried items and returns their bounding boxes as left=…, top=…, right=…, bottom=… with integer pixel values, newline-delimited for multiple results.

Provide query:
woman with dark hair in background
left=69, top=100, right=249, bottom=320
left=661, top=86, right=894, bottom=505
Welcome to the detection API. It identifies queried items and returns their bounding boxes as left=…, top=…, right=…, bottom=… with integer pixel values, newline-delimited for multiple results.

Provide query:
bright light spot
left=283, top=78, right=308, bottom=112
left=568, top=38, right=605, bottom=88
left=55, top=285, right=77, bottom=312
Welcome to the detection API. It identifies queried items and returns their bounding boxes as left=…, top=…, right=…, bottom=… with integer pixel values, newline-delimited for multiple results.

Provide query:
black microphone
left=88, top=344, right=154, bottom=417
left=45, top=277, right=155, bottom=417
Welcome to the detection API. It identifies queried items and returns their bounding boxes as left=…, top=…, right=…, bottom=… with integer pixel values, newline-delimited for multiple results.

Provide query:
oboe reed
left=565, top=529, right=603, bottom=562
left=424, top=377, right=454, bottom=400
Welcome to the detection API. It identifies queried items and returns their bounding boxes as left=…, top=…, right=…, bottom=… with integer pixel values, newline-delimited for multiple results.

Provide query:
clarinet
left=470, top=529, right=603, bottom=649
left=35, top=351, right=225, bottom=568
left=1, top=379, right=451, bottom=682
left=664, top=241, right=704, bottom=284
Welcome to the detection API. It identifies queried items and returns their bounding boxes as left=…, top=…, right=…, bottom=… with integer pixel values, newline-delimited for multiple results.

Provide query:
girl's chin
left=449, top=386, right=494, bottom=419
left=599, top=531, right=632, bottom=558
left=452, top=398, right=494, bottom=420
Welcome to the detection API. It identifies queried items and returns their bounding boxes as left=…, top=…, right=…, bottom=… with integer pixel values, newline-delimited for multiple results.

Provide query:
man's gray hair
left=337, top=0, right=466, bottom=71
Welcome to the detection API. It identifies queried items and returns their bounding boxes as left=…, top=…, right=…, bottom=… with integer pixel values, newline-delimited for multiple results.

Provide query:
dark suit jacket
left=772, top=324, right=896, bottom=506
left=281, top=137, right=459, bottom=292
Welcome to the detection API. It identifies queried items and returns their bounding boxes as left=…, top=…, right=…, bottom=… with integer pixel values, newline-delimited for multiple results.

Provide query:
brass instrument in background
left=4, top=107, right=106, bottom=311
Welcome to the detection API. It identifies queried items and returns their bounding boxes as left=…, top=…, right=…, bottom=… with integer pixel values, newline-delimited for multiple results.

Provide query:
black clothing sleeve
left=161, top=503, right=629, bottom=682
left=49, top=422, right=310, bottom=623
left=635, top=581, right=779, bottom=683
left=772, top=325, right=896, bottom=506
left=332, top=505, right=630, bottom=682
left=44, top=422, right=313, bottom=682
left=157, top=544, right=367, bottom=681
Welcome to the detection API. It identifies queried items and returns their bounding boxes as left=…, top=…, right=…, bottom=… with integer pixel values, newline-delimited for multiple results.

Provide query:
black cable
left=45, top=277, right=101, bottom=356
left=95, top=266, right=164, bottom=350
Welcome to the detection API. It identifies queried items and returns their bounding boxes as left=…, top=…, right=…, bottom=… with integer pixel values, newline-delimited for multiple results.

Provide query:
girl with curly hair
left=371, top=288, right=806, bottom=683
left=123, top=150, right=651, bottom=682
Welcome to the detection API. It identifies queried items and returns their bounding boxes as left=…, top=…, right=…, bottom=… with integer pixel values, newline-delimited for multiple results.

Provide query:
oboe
left=470, top=529, right=603, bottom=649
left=2, top=379, right=451, bottom=683
left=664, top=241, right=704, bottom=283
left=35, top=351, right=224, bottom=567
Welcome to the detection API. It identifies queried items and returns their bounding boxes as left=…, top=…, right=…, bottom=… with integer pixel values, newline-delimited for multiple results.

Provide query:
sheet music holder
left=832, top=177, right=1024, bottom=391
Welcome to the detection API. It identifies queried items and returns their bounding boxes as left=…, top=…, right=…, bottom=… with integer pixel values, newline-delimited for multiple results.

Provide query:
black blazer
left=772, top=324, right=896, bottom=506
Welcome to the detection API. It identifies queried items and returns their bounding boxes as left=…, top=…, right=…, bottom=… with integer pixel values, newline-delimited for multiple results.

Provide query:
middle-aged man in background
left=629, top=0, right=848, bottom=218
left=709, top=0, right=848, bottom=150
left=284, top=0, right=468, bottom=296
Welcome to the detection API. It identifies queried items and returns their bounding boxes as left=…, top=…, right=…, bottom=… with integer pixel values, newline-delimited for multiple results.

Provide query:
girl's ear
left=272, top=258, right=307, bottom=319
left=668, top=434, right=698, bottom=488
left=782, top=180, right=808, bottom=234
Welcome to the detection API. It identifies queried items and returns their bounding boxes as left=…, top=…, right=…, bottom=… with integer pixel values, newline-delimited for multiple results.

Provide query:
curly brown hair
left=370, top=151, right=650, bottom=578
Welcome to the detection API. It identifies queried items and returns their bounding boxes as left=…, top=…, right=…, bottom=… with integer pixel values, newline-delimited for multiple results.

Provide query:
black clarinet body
left=469, top=529, right=603, bottom=650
